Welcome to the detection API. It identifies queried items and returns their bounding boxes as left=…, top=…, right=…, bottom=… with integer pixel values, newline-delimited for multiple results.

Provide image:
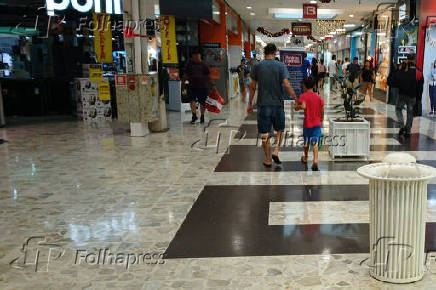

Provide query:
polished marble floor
left=1, top=87, right=436, bottom=289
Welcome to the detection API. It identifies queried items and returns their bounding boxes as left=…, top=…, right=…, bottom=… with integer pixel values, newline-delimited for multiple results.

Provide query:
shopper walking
left=311, top=58, right=319, bottom=92
left=328, top=55, right=338, bottom=92
left=294, top=77, right=325, bottom=171
left=343, top=57, right=350, bottom=75
left=347, top=57, right=361, bottom=89
left=182, top=50, right=212, bottom=124
left=393, top=56, right=418, bottom=136
left=429, top=61, right=436, bottom=115
left=318, top=60, right=326, bottom=89
left=247, top=43, right=297, bottom=167
left=237, top=59, right=247, bottom=98
left=337, top=60, right=344, bottom=88
left=360, top=60, right=376, bottom=101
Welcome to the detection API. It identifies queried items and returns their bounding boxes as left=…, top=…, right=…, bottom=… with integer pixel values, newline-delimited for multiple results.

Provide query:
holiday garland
left=257, top=27, right=290, bottom=37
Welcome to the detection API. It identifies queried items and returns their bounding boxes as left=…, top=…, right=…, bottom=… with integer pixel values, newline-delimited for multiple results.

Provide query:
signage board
left=93, top=13, right=113, bottom=63
left=161, top=15, right=179, bottom=65
left=98, top=82, right=111, bottom=101
left=89, top=64, right=103, bottom=82
left=115, top=75, right=127, bottom=86
left=303, top=3, right=317, bottom=19
left=46, top=0, right=122, bottom=16
left=291, top=23, right=312, bottom=36
left=280, top=50, right=308, bottom=98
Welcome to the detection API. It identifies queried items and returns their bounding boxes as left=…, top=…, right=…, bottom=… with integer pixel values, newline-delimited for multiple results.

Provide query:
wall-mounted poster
left=280, top=49, right=309, bottom=98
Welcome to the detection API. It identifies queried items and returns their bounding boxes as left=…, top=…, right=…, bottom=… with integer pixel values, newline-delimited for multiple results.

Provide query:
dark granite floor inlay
left=165, top=185, right=436, bottom=259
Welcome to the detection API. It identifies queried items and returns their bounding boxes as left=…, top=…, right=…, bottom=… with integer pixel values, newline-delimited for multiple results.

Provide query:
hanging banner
left=161, top=15, right=179, bottom=65
left=291, top=23, right=312, bottom=36
left=93, top=13, right=113, bottom=63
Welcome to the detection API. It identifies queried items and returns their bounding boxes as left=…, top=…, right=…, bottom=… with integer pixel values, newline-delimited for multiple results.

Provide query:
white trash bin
left=357, top=156, right=436, bottom=283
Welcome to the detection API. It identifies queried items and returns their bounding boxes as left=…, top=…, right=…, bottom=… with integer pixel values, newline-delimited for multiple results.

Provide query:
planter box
left=329, top=117, right=370, bottom=158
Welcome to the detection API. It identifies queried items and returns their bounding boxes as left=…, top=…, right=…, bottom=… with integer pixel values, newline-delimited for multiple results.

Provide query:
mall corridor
left=1, top=84, right=436, bottom=288
left=1, top=0, right=436, bottom=289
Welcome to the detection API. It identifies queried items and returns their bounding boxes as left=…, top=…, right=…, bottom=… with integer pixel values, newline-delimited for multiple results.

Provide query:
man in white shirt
left=328, top=55, right=338, bottom=92
left=342, top=57, right=350, bottom=76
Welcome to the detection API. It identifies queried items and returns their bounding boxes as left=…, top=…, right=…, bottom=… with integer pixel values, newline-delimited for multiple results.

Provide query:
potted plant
left=329, top=79, right=370, bottom=158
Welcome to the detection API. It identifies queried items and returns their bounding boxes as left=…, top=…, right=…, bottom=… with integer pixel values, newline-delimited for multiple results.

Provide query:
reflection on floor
left=1, top=86, right=436, bottom=289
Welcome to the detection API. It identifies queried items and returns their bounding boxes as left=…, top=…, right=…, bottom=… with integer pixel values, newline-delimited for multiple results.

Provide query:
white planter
left=329, top=117, right=370, bottom=158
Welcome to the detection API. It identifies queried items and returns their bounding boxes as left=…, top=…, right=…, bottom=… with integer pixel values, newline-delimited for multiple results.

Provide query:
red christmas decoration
left=307, top=35, right=322, bottom=43
left=257, top=27, right=290, bottom=38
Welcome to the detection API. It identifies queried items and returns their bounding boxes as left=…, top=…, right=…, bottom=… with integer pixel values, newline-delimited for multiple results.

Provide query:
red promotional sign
left=303, top=4, right=317, bottom=19
left=115, top=75, right=127, bottom=86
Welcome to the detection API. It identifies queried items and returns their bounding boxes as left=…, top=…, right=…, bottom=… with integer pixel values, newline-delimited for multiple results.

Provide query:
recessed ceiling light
left=250, top=12, right=255, bottom=16
left=349, top=14, right=354, bottom=18
left=246, top=6, right=252, bottom=9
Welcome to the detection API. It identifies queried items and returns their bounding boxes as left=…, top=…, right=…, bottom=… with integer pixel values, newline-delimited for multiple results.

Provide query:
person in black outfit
left=311, top=58, right=319, bottom=92
left=393, top=55, right=418, bottom=136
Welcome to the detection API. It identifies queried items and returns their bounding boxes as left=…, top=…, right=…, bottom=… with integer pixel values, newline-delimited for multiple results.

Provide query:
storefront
left=375, top=9, right=394, bottom=92
left=388, top=0, right=418, bottom=104
left=0, top=2, right=126, bottom=122
left=417, top=0, right=436, bottom=114
left=350, top=30, right=366, bottom=63
left=333, top=35, right=350, bottom=62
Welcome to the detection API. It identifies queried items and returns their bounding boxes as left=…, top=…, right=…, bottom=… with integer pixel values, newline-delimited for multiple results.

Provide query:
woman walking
left=311, top=58, right=319, bottom=92
left=429, top=61, right=436, bottom=115
left=318, top=60, right=326, bottom=90
left=360, top=60, right=376, bottom=101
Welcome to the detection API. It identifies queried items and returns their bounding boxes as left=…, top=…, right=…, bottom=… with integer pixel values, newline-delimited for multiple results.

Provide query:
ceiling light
left=270, top=8, right=341, bottom=19
left=246, top=6, right=252, bottom=9
left=310, top=0, right=317, bottom=3
left=250, top=12, right=255, bottom=16
left=343, top=24, right=356, bottom=27
left=349, top=14, right=354, bottom=18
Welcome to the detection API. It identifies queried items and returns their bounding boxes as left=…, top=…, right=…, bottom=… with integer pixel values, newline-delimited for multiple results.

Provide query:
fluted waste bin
left=357, top=153, right=436, bottom=283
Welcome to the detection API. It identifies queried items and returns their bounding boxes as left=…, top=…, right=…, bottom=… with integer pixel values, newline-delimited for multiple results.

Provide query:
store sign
left=161, top=15, right=179, bottom=65
left=46, top=0, right=122, bottom=16
left=93, top=13, right=113, bottom=63
left=303, top=3, right=317, bottom=19
left=291, top=23, right=312, bottom=36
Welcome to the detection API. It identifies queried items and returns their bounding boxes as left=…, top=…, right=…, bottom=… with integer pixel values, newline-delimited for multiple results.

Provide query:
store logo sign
left=303, top=3, right=317, bottom=19
left=46, top=0, right=122, bottom=16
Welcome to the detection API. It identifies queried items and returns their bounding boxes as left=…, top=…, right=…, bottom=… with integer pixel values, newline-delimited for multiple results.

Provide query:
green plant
left=334, top=78, right=365, bottom=121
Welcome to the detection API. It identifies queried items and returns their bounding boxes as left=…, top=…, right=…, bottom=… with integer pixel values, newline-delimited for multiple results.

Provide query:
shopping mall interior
left=1, top=0, right=436, bottom=289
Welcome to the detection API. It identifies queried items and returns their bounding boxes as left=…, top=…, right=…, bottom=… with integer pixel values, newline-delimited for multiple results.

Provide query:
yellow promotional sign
left=89, top=65, right=103, bottom=82
left=98, top=82, right=111, bottom=101
left=93, top=13, right=113, bottom=63
left=161, top=15, right=178, bottom=64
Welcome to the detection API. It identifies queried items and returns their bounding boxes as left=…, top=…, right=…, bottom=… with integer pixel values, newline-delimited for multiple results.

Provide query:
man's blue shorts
left=303, top=125, right=322, bottom=145
left=257, top=106, right=285, bottom=134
